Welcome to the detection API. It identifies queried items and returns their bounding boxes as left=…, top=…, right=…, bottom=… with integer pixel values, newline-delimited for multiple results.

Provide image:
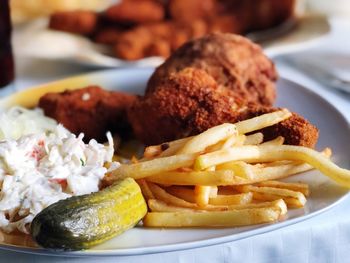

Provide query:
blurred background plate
left=13, top=15, right=330, bottom=68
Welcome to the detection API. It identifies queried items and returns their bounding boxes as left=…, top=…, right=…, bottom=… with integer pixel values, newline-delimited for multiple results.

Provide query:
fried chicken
left=147, top=33, right=278, bottom=106
left=49, top=11, right=98, bottom=35
left=128, top=67, right=319, bottom=147
left=93, top=27, right=124, bottom=45
left=128, top=68, right=245, bottom=145
left=220, top=0, right=296, bottom=32
left=104, top=0, right=165, bottom=25
left=39, top=86, right=137, bottom=143
left=113, top=20, right=208, bottom=60
left=168, top=0, right=219, bottom=23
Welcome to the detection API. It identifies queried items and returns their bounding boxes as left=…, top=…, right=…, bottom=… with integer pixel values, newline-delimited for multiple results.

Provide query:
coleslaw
left=0, top=107, right=119, bottom=233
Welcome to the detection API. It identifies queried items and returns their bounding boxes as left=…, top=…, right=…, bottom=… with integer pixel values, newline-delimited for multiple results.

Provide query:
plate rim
left=0, top=68, right=349, bottom=257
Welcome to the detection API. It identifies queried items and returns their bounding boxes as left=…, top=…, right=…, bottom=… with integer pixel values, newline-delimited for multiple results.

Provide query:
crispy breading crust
left=147, top=33, right=278, bottom=106
left=128, top=68, right=245, bottom=145
left=39, top=86, right=137, bottom=143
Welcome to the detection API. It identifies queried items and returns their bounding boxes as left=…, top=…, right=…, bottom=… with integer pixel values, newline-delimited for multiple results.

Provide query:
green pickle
left=31, top=178, right=147, bottom=250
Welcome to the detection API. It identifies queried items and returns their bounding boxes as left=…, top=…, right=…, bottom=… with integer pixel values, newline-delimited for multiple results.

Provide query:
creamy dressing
left=0, top=108, right=119, bottom=234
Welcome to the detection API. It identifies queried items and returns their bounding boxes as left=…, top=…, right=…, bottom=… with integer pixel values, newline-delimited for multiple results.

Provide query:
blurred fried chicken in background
left=104, top=0, right=165, bottom=24
left=48, top=0, right=296, bottom=60
left=49, top=11, right=98, bottom=35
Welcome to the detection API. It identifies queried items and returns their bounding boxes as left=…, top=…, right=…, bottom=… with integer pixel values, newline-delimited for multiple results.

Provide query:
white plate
left=14, top=16, right=330, bottom=68
left=0, top=68, right=349, bottom=257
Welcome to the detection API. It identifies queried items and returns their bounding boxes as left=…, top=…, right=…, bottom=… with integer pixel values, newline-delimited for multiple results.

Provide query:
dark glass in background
left=0, top=0, right=14, bottom=87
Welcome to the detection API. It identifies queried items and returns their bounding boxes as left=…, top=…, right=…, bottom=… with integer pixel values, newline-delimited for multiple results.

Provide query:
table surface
left=0, top=17, right=349, bottom=263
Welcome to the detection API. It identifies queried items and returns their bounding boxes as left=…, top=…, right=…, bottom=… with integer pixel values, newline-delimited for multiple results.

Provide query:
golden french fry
left=194, top=145, right=350, bottom=188
left=244, top=133, right=264, bottom=145
left=147, top=198, right=286, bottom=213
left=210, top=186, right=218, bottom=198
left=209, top=192, right=253, bottom=205
left=136, top=179, right=154, bottom=200
left=237, top=185, right=305, bottom=199
left=177, top=123, right=237, bottom=154
left=147, top=170, right=247, bottom=186
left=216, top=161, right=255, bottom=179
left=194, top=145, right=260, bottom=170
left=111, top=153, right=197, bottom=180
left=147, top=182, right=197, bottom=209
left=234, top=109, right=292, bottom=134
left=158, top=137, right=193, bottom=157
left=260, top=136, right=285, bottom=146
left=252, top=192, right=306, bottom=208
left=223, top=134, right=245, bottom=148
left=166, top=184, right=217, bottom=203
left=143, top=199, right=286, bottom=227
left=148, top=199, right=198, bottom=212
left=143, top=145, right=162, bottom=159
left=236, top=185, right=307, bottom=208
left=251, top=162, right=313, bottom=181
left=256, top=180, right=310, bottom=196
left=194, top=186, right=212, bottom=207
left=207, top=135, right=246, bottom=152
left=131, top=156, right=139, bottom=164
left=167, top=186, right=195, bottom=203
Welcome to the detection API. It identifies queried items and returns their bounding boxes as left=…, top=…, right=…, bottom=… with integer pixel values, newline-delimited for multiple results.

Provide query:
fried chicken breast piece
left=128, top=68, right=318, bottom=147
left=49, top=11, right=98, bottom=35
left=104, top=0, right=165, bottom=25
left=128, top=68, right=245, bottom=145
left=39, top=86, right=137, bottom=143
left=147, top=33, right=278, bottom=106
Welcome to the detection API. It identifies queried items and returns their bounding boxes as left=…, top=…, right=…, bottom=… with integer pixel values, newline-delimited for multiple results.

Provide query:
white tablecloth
left=0, top=17, right=349, bottom=263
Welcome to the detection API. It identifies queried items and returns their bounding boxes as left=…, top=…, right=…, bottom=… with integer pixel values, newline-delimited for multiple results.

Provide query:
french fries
left=235, top=109, right=292, bottom=134
left=111, top=153, right=197, bottom=180
left=256, top=181, right=309, bottom=196
left=177, top=123, right=237, bottom=154
left=143, top=199, right=287, bottom=227
left=235, top=185, right=307, bottom=208
left=194, top=186, right=212, bottom=207
left=158, top=137, right=193, bottom=157
left=147, top=182, right=197, bottom=209
left=136, top=179, right=154, bottom=200
left=107, top=110, right=350, bottom=230
left=146, top=170, right=247, bottom=186
left=244, top=133, right=264, bottom=145
left=166, top=187, right=253, bottom=206
left=209, top=193, right=253, bottom=205
left=148, top=199, right=199, bottom=212
left=196, top=145, right=350, bottom=187
left=143, top=145, right=162, bottom=159
left=261, top=136, right=285, bottom=146
left=167, top=186, right=195, bottom=203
